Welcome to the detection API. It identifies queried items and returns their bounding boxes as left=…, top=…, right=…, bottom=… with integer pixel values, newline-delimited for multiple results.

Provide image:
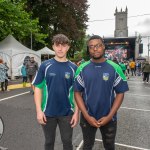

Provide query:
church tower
left=114, top=7, right=128, bottom=37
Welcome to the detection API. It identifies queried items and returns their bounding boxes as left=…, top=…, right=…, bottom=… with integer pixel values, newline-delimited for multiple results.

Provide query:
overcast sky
left=86, top=0, right=150, bottom=56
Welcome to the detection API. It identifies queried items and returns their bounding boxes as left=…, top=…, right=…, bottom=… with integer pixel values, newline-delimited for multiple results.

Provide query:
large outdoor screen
left=105, top=45, right=128, bottom=61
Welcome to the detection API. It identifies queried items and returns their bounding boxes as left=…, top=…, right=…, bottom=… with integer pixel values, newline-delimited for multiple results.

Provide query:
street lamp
left=31, top=32, right=32, bottom=50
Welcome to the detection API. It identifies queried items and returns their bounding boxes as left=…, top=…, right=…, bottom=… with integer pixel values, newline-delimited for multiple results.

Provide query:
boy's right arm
left=34, top=87, right=47, bottom=125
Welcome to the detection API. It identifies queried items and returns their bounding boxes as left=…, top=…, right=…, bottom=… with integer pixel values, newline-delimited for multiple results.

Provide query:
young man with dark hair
left=33, top=34, right=79, bottom=150
left=74, top=35, right=129, bottom=150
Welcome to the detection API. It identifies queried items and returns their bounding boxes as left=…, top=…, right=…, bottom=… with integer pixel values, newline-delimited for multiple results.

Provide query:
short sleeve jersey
left=32, top=58, right=77, bottom=117
left=74, top=59, right=129, bottom=120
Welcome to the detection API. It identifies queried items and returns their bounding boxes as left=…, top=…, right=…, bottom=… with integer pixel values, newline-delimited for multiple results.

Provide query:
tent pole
left=10, top=57, right=14, bottom=80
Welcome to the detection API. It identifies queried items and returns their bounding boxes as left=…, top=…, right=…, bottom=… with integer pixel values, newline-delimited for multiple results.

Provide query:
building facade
left=114, top=7, right=128, bottom=37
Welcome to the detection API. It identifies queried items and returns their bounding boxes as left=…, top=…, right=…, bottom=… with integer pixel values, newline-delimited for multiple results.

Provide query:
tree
left=73, top=34, right=90, bottom=62
left=0, top=0, right=47, bottom=47
left=27, top=0, right=89, bottom=56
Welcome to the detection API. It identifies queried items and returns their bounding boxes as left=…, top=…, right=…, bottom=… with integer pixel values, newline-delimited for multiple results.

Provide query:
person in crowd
left=33, top=34, right=79, bottom=150
left=0, top=59, right=8, bottom=92
left=112, top=57, right=119, bottom=64
left=125, top=60, right=130, bottom=74
left=142, top=61, right=150, bottom=83
left=136, top=61, right=142, bottom=76
left=129, top=60, right=136, bottom=76
left=142, top=60, right=146, bottom=68
left=26, top=57, right=38, bottom=94
left=21, top=62, right=27, bottom=87
left=124, top=60, right=130, bottom=79
left=4, top=62, right=9, bottom=91
left=74, top=35, right=129, bottom=150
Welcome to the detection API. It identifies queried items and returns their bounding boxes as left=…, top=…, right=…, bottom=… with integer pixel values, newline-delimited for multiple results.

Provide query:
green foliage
left=27, top=0, right=89, bottom=55
left=71, top=34, right=90, bottom=61
left=0, top=0, right=89, bottom=53
left=0, top=0, right=47, bottom=45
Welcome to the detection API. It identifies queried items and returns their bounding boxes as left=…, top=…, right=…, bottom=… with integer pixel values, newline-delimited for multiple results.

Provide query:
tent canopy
left=0, top=35, right=40, bottom=56
left=37, top=46, right=55, bottom=55
left=0, top=35, right=41, bottom=77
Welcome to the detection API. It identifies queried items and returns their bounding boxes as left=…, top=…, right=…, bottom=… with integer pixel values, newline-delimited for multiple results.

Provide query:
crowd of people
left=20, top=57, right=38, bottom=94
left=116, top=59, right=150, bottom=83
left=0, top=57, right=38, bottom=93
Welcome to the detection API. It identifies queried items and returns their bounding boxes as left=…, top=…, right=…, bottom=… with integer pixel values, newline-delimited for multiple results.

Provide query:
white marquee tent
left=0, top=35, right=41, bottom=78
left=37, top=46, right=55, bottom=55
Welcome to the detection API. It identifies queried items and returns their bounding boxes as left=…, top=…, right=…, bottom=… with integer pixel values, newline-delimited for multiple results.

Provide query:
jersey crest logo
left=103, top=73, right=109, bottom=81
left=65, top=72, right=70, bottom=79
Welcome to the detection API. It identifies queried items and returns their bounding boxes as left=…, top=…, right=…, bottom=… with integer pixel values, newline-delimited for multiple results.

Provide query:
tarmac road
left=0, top=76, right=150, bottom=150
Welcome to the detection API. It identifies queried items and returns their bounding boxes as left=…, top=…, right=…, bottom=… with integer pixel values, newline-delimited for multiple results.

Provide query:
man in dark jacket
left=142, top=61, right=150, bottom=83
left=26, top=57, right=38, bottom=94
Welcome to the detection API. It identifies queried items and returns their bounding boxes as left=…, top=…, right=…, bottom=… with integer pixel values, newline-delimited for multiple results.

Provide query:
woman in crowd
left=0, top=59, right=8, bottom=91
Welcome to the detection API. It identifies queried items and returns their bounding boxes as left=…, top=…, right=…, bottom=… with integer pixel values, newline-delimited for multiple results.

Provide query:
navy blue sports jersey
left=32, top=58, right=77, bottom=117
left=74, top=59, right=129, bottom=120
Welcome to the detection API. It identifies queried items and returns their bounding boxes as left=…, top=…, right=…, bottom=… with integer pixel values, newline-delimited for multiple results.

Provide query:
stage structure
left=103, top=7, right=143, bottom=61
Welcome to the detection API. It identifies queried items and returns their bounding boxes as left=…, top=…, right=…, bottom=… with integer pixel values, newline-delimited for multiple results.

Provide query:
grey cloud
left=137, top=18, right=150, bottom=27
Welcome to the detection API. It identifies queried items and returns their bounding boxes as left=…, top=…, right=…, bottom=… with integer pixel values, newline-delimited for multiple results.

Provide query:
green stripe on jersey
left=75, top=61, right=90, bottom=78
left=107, top=60, right=127, bottom=81
left=69, top=86, right=75, bottom=111
left=34, top=79, right=48, bottom=111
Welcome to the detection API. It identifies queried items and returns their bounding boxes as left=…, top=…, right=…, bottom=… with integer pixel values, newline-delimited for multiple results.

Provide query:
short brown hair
left=52, top=34, right=70, bottom=45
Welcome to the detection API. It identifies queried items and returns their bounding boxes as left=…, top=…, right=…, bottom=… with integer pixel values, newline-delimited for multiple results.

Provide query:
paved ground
left=0, top=76, right=150, bottom=150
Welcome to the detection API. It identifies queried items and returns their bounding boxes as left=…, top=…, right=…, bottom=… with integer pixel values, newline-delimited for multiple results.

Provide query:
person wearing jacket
left=142, top=61, right=150, bottom=83
left=0, top=59, right=8, bottom=91
left=21, top=63, right=27, bottom=87
left=26, top=57, right=38, bottom=94
left=129, top=60, right=136, bottom=76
